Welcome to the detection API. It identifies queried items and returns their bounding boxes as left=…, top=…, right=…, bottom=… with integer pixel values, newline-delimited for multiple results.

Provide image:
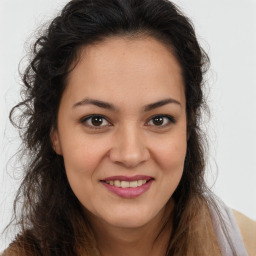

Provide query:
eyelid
left=146, top=114, right=176, bottom=128
left=80, top=114, right=176, bottom=130
left=80, top=114, right=112, bottom=130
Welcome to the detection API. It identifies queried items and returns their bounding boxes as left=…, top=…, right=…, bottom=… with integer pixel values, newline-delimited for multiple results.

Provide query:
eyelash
left=80, top=114, right=176, bottom=130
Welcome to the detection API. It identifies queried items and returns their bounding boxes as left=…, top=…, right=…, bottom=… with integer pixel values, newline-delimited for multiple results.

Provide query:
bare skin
left=233, top=210, right=256, bottom=256
left=51, top=36, right=187, bottom=255
left=87, top=199, right=174, bottom=256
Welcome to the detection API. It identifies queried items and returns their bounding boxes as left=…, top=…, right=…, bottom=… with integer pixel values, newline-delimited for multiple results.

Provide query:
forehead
left=64, top=36, right=185, bottom=109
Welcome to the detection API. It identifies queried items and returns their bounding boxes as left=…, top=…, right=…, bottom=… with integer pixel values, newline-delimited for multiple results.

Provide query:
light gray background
left=1, top=0, right=256, bottom=252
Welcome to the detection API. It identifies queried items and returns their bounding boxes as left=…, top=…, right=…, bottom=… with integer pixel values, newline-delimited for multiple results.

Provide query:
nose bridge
left=109, top=122, right=149, bottom=168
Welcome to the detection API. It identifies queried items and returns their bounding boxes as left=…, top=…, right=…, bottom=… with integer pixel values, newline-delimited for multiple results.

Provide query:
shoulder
left=1, top=246, right=21, bottom=256
left=233, top=209, right=256, bottom=256
left=1, top=232, right=40, bottom=256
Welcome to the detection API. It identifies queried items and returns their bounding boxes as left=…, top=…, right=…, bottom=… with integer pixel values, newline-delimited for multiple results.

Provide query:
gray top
left=209, top=201, right=248, bottom=256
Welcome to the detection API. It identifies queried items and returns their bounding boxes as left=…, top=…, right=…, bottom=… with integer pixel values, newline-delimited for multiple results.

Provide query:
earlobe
left=50, top=128, right=62, bottom=155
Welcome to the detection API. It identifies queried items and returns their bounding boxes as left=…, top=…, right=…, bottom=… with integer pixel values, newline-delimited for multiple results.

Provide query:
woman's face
left=52, top=36, right=187, bottom=229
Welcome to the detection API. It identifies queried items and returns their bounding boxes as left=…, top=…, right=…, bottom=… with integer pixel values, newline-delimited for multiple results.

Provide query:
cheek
left=62, top=138, right=109, bottom=203
left=153, top=137, right=187, bottom=202
left=62, top=136, right=108, bottom=174
left=153, top=135, right=187, bottom=171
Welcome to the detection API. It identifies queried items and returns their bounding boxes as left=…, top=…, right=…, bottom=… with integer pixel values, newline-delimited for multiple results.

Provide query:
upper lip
left=101, top=175, right=154, bottom=182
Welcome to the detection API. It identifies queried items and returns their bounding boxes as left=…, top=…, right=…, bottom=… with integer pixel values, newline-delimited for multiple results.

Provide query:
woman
left=2, top=0, right=255, bottom=255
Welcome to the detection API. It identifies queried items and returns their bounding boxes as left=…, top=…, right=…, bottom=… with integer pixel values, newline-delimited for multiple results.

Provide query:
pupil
left=153, top=116, right=163, bottom=125
left=92, top=116, right=103, bottom=126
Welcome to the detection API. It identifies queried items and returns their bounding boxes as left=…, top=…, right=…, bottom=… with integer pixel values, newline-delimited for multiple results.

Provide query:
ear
left=50, top=128, right=62, bottom=155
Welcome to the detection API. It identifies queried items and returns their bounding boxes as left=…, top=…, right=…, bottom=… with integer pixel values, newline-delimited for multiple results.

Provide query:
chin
left=102, top=207, right=160, bottom=229
left=108, top=215, right=151, bottom=229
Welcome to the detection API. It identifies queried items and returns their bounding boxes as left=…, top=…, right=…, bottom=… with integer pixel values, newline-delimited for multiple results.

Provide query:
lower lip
left=101, top=180, right=154, bottom=198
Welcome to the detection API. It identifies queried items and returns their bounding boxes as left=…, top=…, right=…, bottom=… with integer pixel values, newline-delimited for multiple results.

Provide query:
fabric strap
left=209, top=201, right=249, bottom=256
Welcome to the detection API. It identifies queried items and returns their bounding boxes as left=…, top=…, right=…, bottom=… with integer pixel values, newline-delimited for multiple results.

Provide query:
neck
left=88, top=200, right=174, bottom=256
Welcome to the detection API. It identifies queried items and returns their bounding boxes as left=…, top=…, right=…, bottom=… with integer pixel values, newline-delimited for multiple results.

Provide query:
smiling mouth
left=100, top=176, right=154, bottom=198
left=101, top=175, right=154, bottom=188
left=102, top=179, right=152, bottom=188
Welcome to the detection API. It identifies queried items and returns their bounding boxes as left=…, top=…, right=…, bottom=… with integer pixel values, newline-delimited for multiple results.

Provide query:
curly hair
left=6, top=0, right=235, bottom=255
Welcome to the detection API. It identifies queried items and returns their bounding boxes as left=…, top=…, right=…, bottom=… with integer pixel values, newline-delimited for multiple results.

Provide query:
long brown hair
left=6, top=0, right=235, bottom=255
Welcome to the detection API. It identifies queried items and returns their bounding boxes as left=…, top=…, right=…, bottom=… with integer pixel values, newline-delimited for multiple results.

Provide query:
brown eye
left=152, top=116, right=164, bottom=126
left=147, top=114, right=176, bottom=128
left=91, top=116, right=104, bottom=126
left=81, top=115, right=111, bottom=129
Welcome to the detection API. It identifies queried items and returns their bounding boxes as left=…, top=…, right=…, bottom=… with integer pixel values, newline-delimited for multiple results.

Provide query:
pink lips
left=100, top=175, right=154, bottom=198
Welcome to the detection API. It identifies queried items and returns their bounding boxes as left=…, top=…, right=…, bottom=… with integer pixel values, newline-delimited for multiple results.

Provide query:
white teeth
left=114, top=180, right=121, bottom=187
left=137, top=180, right=143, bottom=186
left=105, top=179, right=148, bottom=188
left=121, top=181, right=129, bottom=188
left=129, top=181, right=138, bottom=188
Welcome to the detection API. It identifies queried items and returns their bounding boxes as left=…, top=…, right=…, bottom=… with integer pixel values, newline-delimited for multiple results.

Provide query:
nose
left=108, top=125, right=150, bottom=168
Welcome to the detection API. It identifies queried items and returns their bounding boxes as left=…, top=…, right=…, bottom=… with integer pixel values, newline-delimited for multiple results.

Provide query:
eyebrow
left=73, top=97, right=181, bottom=112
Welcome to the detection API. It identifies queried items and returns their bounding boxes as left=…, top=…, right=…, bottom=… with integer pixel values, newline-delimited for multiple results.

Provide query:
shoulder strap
left=209, top=201, right=249, bottom=256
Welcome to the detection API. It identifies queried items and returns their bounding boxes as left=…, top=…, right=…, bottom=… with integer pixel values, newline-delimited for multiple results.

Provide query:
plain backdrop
left=1, top=0, right=256, bottom=252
